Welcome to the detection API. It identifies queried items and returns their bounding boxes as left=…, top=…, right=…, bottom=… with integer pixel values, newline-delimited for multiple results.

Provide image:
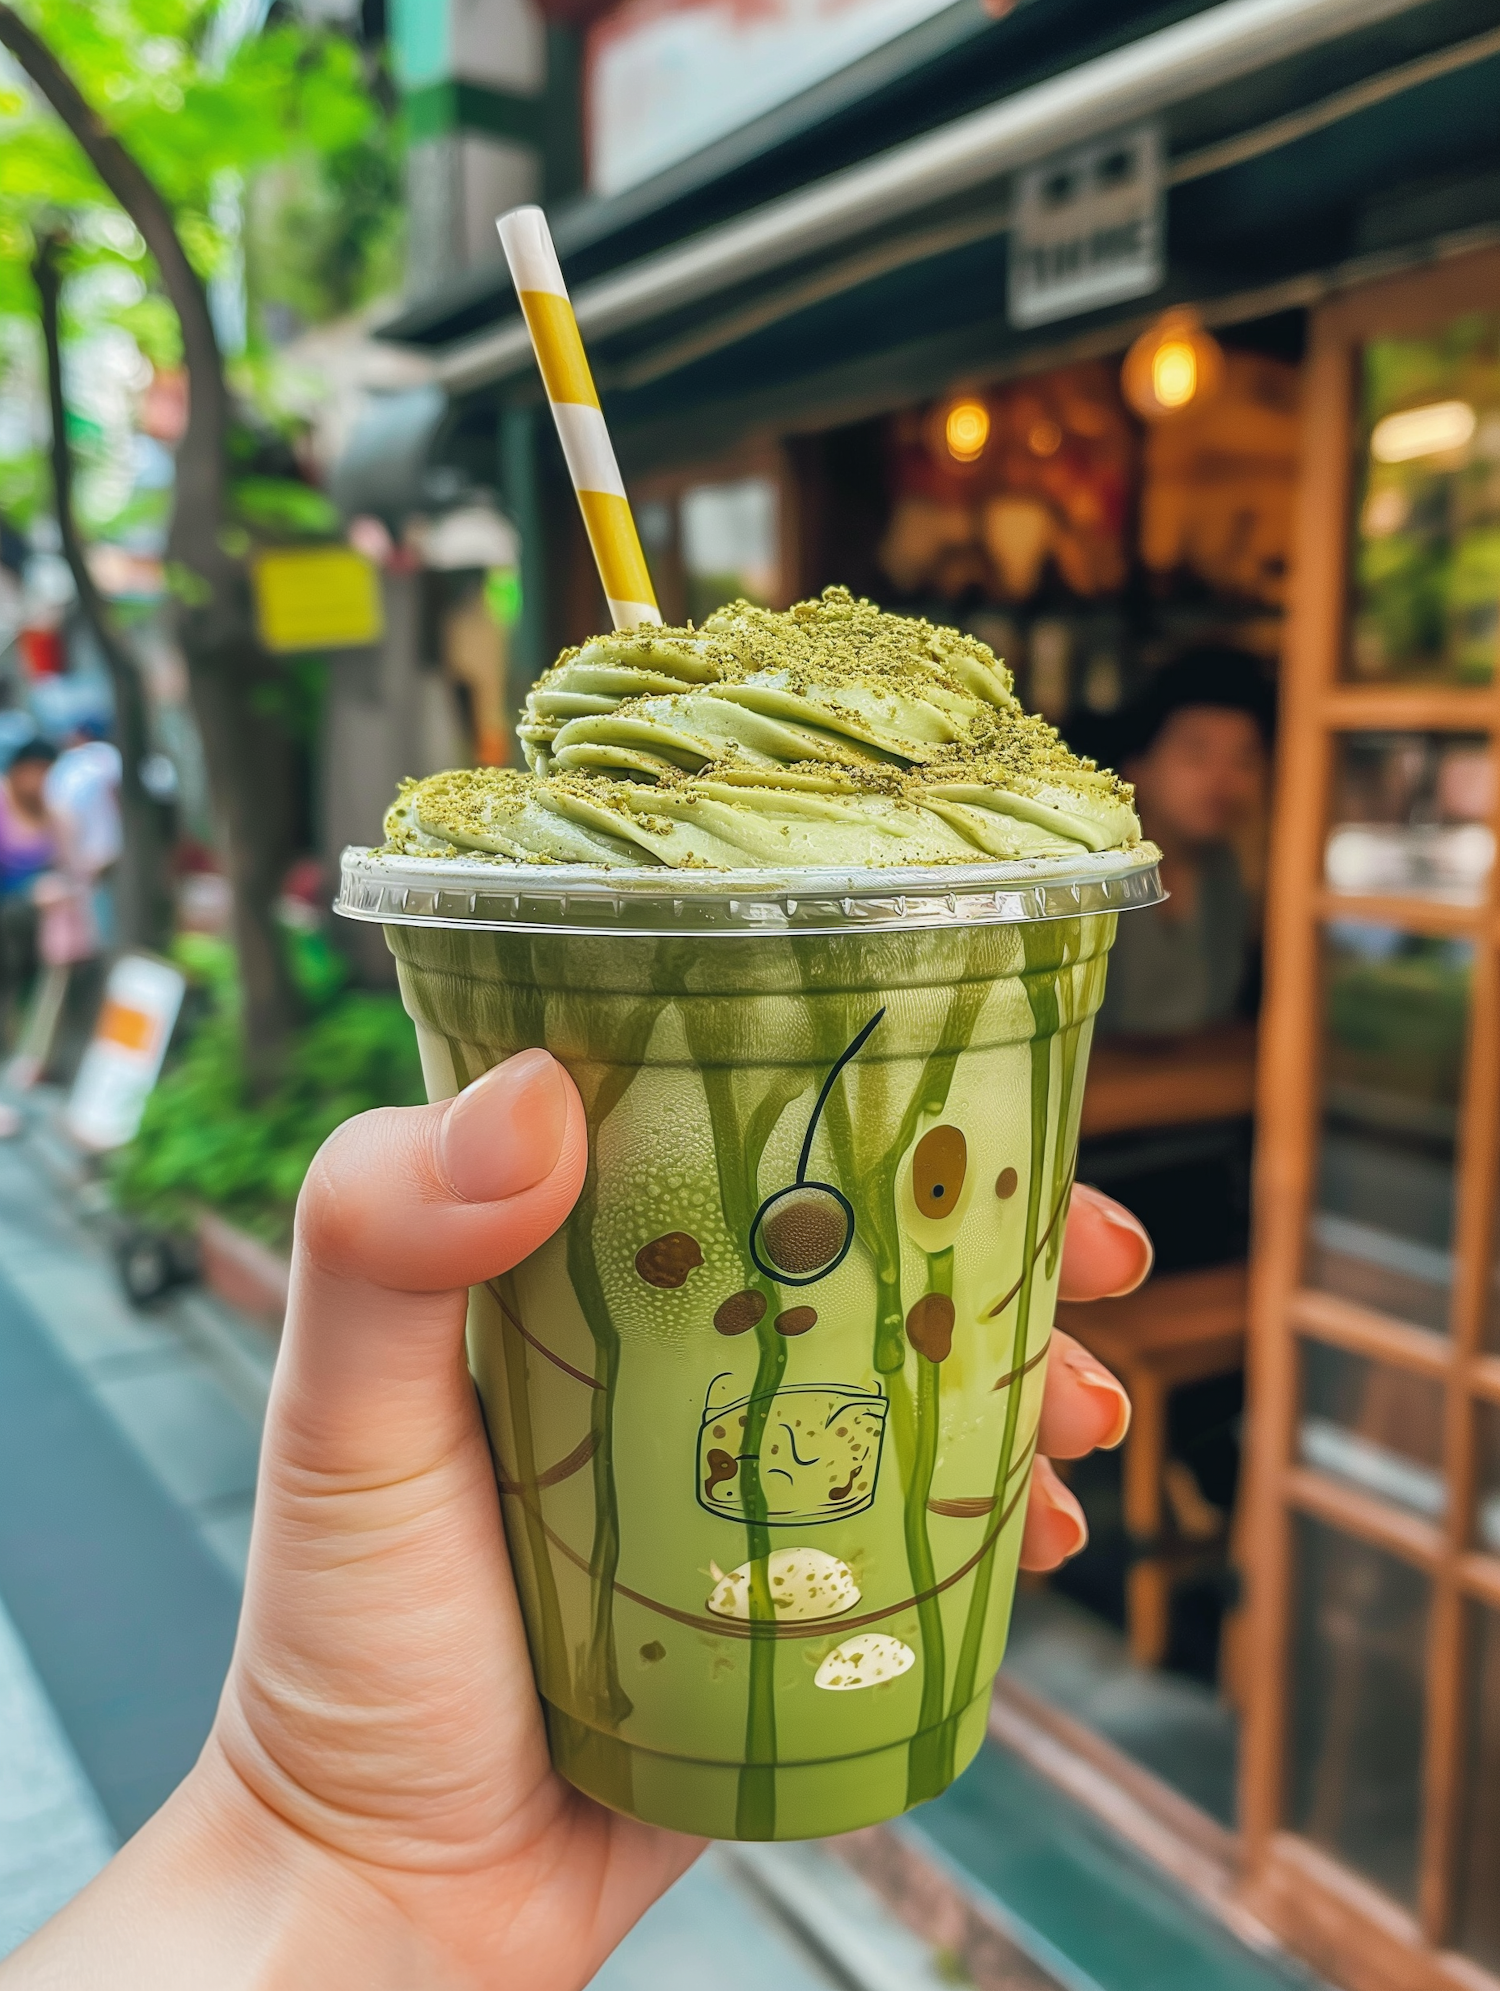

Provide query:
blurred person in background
left=1097, top=648, right=1273, bottom=1039
left=0, top=737, right=57, bottom=1028
left=8, top=725, right=123, bottom=1087
left=1059, top=651, right=1274, bottom=1672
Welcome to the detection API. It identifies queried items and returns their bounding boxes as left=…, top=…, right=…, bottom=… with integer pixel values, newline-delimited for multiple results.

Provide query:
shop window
left=1348, top=314, right=1500, bottom=684
left=1456, top=1602, right=1500, bottom=1969
left=1306, top=925, right=1470, bottom=1333
left=679, top=477, right=778, bottom=622
left=1139, top=349, right=1299, bottom=611
left=1325, top=732, right=1494, bottom=905
left=1286, top=1516, right=1429, bottom=1908
left=1297, top=1341, right=1445, bottom=1520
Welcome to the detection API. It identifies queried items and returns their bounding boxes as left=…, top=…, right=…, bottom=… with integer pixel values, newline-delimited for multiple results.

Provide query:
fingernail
left=1036, top=1472, right=1089, bottom=1557
left=1075, top=1365, right=1132, bottom=1448
left=1058, top=1339, right=1132, bottom=1446
left=1073, top=1184, right=1154, bottom=1295
left=438, top=1049, right=568, bottom=1204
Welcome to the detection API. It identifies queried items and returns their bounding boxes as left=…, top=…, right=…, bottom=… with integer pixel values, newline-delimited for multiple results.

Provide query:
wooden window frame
left=1240, top=245, right=1500, bottom=1991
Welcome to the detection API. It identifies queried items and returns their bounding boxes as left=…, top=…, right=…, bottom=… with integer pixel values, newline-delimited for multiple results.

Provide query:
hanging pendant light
left=933, top=395, right=991, bottom=464
left=1122, top=310, right=1224, bottom=421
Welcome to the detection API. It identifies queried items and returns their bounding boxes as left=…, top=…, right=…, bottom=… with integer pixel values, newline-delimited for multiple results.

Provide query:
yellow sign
left=253, top=547, right=384, bottom=653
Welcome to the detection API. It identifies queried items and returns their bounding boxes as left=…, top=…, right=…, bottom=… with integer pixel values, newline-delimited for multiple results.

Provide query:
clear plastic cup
left=337, top=846, right=1161, bottom=1840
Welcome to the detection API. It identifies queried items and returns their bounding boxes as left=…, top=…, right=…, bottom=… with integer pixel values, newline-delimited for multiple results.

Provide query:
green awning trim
left=403, top=79, right=546, bottom=148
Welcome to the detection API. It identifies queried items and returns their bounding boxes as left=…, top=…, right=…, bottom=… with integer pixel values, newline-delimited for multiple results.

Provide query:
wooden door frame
left=1239, top=243, right=1500, bottom=1991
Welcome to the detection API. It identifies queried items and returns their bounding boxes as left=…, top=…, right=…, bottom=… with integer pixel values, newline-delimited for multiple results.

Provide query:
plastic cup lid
left=335, top=842, right=1164, bottom=939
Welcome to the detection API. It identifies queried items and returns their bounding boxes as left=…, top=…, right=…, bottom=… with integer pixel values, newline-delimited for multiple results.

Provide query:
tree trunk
left=0, top=3, right=301, bottom=1087
left=33, top=232, right=173, bottom=954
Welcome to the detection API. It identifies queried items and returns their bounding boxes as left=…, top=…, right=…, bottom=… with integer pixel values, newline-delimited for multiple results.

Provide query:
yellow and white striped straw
left=496, top=205, right=660, bottom=632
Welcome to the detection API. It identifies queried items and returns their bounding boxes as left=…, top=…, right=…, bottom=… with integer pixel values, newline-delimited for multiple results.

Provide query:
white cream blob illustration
left=706, top=1547, right=860, bottom=1622
left=814, top=1634, right=916, bottom=1691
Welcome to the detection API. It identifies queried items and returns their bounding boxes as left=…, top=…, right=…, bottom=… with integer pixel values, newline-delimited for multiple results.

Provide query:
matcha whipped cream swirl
left=385, top=588, right=1141, bottom=870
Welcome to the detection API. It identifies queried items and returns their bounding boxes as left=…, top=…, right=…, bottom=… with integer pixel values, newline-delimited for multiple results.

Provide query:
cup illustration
left=339, top=848, right=1160, bottom=1840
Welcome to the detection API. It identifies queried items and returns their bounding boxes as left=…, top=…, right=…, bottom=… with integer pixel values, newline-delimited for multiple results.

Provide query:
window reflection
left=1287, top=1517, right=1428, bottom=1906
left=1297, top=1341, right=1445, bottom=1520
left=1308, top=926, right=1469, bottom=1331
left=1325, top=732, right=1494, bottom=905
left=1472, top=1404, right=1500, bottom=1553
left=680, top=477, right=779, bottom=622
left=1349, top=315, right=1500, bottom=684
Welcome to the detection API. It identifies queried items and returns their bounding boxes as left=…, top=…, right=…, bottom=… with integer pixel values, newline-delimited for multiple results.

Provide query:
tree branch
left=33, top=231, right=172, bottom=951
left=0, top=4, right=304, bottom=1076
left=36, top=235, right=129, bottom=661
left=0, top=2, right=227, bottom=560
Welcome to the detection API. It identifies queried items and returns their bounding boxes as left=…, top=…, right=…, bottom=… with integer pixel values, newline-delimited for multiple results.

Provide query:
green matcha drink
left=337, top=588, right=1160, bottom=1841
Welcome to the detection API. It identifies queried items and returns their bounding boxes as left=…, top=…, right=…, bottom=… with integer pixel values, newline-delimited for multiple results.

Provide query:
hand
left=1020, top=1181, right=1148, bottom=1571
left=4, top=1054, right=1148, bottom=1990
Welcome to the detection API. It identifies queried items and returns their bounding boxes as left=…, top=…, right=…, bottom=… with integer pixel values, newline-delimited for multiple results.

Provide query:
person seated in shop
left=1096, top=647, right=1274, bottom=1039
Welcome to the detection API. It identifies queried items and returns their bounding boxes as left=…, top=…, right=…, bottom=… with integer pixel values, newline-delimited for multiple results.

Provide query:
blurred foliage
left=1353, top=313, right=1500, bottom=684
left=1325, top=932, right=1471, bottom=1112
left=0, top=2, right=380, bottom=299
left=249, top=652, right=327, bottom=747
left=246, top=127, right=404, bottom=330
left=0, top=0, right=399, bottom=536
left=230, top=473, right=341, bottom=538
left=111, top=930, right=426, bottom=1247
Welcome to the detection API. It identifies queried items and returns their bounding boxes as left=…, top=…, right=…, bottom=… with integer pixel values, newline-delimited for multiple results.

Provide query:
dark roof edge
left=377, top=0, right=1197, bottom=346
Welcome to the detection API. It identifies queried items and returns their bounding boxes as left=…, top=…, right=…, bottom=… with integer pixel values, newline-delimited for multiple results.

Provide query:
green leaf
left=231, top=474, right=340, bottom=538
left=163, top=558, right=213, bottom=605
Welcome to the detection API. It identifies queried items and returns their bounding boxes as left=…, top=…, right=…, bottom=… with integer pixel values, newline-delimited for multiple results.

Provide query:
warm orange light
left=1151, top=340, right=1197, bottom=409
left=1122, top=311, right=1224, bottom=421
left=1027, top=418, right=1062, bottom=457
left=944, top=399, right=990, bottom=463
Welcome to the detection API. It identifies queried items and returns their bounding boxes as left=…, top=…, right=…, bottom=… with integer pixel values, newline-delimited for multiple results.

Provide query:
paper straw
left=496, top=205, right=661, bottom=632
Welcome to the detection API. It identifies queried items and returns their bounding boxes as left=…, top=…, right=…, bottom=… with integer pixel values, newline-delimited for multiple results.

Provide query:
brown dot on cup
left=913, top=1125, right=967, bottom=1218
left=760, top=1187, right=849, bottom=1275
left=774, top=1305, right=818, bottom=1337
left=995, top=1167, right=1019, bottom=1200
left=704, top=1448, right=739, bottom=1499
left=635, top=1231, right=704, bottom=1288
left=640, top=1641, right=666, bottom=1664
left=714, top=1289, right=767, bottom=1336
left=906, top=1292, right=956, bottom=1362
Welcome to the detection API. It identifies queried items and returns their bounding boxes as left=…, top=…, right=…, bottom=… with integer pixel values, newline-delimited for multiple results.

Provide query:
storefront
left=1243, top=247, right=1500, bottom=1991
left=377, top=1, right=1500, bottom=1983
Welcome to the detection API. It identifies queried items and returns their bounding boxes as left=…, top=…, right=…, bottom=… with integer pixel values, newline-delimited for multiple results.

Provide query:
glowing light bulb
left=1121, top=312, right=1223, bottom=423
left=1152, top=340, right=1198, bottom=410
left=945, top=399, right=990, bottom=463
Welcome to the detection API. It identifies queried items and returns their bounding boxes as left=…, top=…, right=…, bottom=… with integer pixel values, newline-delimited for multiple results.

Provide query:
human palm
left=6, top=1050, right=1146, bottom=1990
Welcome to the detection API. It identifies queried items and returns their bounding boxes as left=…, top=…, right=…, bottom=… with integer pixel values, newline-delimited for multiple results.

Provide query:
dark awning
left=384, top=0, right=1500, bottom=470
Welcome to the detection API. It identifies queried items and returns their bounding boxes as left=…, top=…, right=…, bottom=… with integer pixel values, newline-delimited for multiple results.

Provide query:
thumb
left=297, top=1046, right=587, bottom=1294
left=268, top=1048, right=587, bottom=1481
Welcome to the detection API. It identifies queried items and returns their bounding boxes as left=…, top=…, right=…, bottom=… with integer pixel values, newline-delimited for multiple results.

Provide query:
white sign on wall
left=587, top=0, right=956, bottom=198
left=1008, top=124, right=1165, bottom=331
